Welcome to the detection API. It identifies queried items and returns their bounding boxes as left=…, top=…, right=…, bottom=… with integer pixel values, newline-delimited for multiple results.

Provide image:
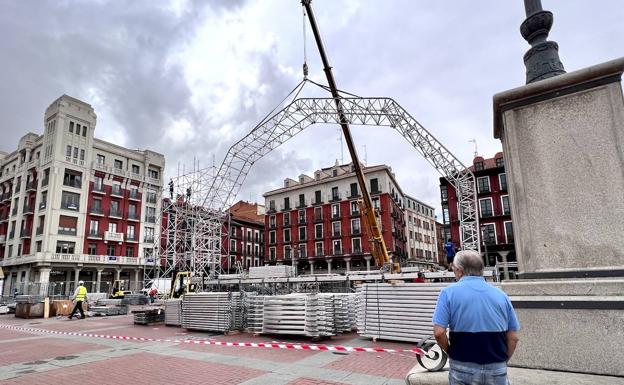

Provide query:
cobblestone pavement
left=0, top=314, right=426, bottom=384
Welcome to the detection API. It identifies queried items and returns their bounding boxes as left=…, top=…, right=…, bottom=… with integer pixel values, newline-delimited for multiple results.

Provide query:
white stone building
left=0, top=95, right=164, bottom=296
left=404, top=195, right=438, bottom=264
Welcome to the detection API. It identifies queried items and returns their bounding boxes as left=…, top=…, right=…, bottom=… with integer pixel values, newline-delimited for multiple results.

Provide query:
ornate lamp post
left=521, top=0, right=566, bottom=83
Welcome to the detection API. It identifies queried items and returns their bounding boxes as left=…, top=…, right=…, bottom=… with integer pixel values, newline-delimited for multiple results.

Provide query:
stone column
left=114, top=268, right=121, bottom=282
left=344, top=258, right=351, bottom=272
left=365, top=256, right=371, bottom=271
left=498, top=251, right=511, bottom=281
left=310, top=262, right=314, bottom=275
left=64, top=270, right=72, bottom=296
left=73, top=267, right=81, bottom=289
left=494, top=58, right=624, bottom=376
left=327, top=259, right=332, bottom=275
left=96, top=268, right=103, bottom=293
left=38, top=268, right=51, bottom=296
left=134, top=269, right=140, bottom=292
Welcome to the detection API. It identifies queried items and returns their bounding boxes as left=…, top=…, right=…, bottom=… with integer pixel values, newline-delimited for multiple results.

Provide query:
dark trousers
left=69, top=301, right=85, bottom=319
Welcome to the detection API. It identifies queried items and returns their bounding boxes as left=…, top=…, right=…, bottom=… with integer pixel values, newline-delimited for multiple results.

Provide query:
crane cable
left=302, top=6, right=309, bottom=78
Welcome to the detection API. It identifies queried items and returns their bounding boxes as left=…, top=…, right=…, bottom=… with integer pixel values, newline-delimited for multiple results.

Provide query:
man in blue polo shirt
left=433, top=250, right=520, bottom=385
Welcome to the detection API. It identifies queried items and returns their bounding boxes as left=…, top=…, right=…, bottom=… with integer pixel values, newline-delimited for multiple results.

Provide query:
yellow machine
left=169, top=271, right=192, bottom=298
left=110, top=279, right=132, bottom=298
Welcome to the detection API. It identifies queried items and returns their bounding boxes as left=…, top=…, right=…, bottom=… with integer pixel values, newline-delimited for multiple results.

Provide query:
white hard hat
left=79, top=280, right=84, bottom=285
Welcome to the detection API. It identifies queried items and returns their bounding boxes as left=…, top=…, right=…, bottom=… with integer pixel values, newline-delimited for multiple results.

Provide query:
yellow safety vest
left=76, top=286, right=87, bottom=301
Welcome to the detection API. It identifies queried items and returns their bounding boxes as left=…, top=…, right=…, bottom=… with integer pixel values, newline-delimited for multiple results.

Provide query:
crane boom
left=302, top=0, right=396, bottom=272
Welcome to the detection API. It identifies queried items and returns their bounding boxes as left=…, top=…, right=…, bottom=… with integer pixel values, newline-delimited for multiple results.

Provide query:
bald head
left=453, top=250, right=484, bottom=276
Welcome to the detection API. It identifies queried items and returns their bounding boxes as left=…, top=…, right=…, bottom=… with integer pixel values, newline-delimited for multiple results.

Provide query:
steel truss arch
left=206, top=96, right=480, bottom=256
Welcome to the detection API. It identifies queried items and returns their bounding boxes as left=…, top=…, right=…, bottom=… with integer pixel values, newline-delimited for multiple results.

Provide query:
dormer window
left=475, top=162, right=484, bottom=171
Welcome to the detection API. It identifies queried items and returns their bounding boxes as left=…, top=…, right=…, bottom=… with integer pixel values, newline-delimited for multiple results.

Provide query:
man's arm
left=506, top=330, right=519, bottom=360
left=433, top=325, right=449, bottom=353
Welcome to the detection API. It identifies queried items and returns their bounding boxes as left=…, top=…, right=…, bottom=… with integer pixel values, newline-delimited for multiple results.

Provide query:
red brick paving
left=325, top=348, right=419, bottom=379
left=0, top=329, right=36, bottom=339
left=178, top=339, right=320, bottom=363
left=0, top=337, right=103, bottom=366
left=2, top=352, right=267, bottom=385
left=286, top=378, right=350, bottom=385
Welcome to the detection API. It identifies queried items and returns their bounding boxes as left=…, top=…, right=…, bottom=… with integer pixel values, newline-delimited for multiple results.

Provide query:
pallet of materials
left=245, top=294, right=265, bottom=333
left=90, top=305, right=129, bottom=316
left=356, top=283, right=449, bottom=343
left=96, top=299, right=123, bottom=306
left=181, top=292, right=242, bottom=332
left=133, top=309, right=165, bottom=325
left=122, top=294, right=149, bottom=306
left=50, top=300, right=74, bottom=317
left=165, top=299, right=182, bottom=326
left=248, top=265, right=294, bottom=279
left=15, top=302, right=44, bottom=319
left=261, top=293, right=334, bottom=337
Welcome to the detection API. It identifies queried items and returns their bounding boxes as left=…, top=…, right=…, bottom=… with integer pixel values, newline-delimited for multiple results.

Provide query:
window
left=57, top=215, right=78, bottom=235
left=501, top=195, right=511, bottom=215
left=114, top=160, right=123, bottom=169
left=499, top=173, right=507, bottom=191
left=66, top=145, right=72, bottom=157
left=36, top=241, right=42, bottom=252
left=284, top=245, right=292, bottom=259
left=80, top=149, right=85, bottom=161
left=110, top=200, right=120, bottom=216
left=127, top=224, right=136, bottom=240
left=63, top=170, right=82, bottom=188
left=146, top=190, right=157, bottom=204
left=298, top=209, right=306, bottom=224
left=89, top=219, right=99, bottom=236
left=126, top=247, right=135, bottom=258
left=283, top=212, right=290, bottom=226
left=333, top=240, right=342, bottom=255
left=283, top=197, right=290, bottom=210
left=314, top=206, right=322, bottom=221
left=477, top=177, right=490, bottom=193
left=504, top=221, right=514, bottom=243
left=132, top=165, right=140, bottom=174
left=148, top=169, right=159, bottom=179
left=442, top=206, right=450, bottom=224
left=475, top=161, right=484, bottom=171
left=315, top=242, right=323, bottom=257
left=69, top=121, right=74, bottom=133
left=496, top=157, right=504, bottom=168
left=94, top=176, right=104, bottom=191
left=230, top=239, right=236, bottom=252
left=331, top=204, right=340, bottom=219
left=61, top=191, right=80, bottom=210
left=441, top=186, right=448, bottom=201
left=283, top=228, right=291, bottom=243
left=298, top=193, right=305, bottom=207
left=56, top=241, right=76, bottom=254
left=351, top=218, right=361, bottom=235
left=297, top=244, right=306, bottom=258
left=82, top=125, right=87, bottom=137
left=350, top=201, right=359, bottom=215
left=332, top=221, right=341, bottom=237
left=372, top=197, right=380, bottom=210
left=76, top=123, right=81, bottom=135
left=97, top=154, right=105, bottom=165
left=352, top=238, right=362, bottom=254
left=315, top=224, right=323, bottom=239
left=370, top=178, right=379, bottom=193
left=269, top=200, right=276, bottom=211
left=350, top=183, right=358, bottom=197
left=146, top=206, right=156, bottom=222
left=314, top=190, right=322, bottom=205
left=331, top=186, right=339, bottom=200
left=40, top=191, right=47, bottom=210
left=269, top=231, right=276, bottom=244
left=482, top=223, right=496, bottom=244
left=91, top=198, right=102, bottom=214
left=269, top=215, right=276, bottom=228
left=144, top=227, right=154, bottom=242
left=128, top=204, right=137, bottom=219
left=479, top=199, right=493, bottom=217
left=269, top=247, right=276, bottom=260
left=73, top=147, right=78, bottom=159
left=298, top=226, right=306, bottom=241
left=107, top=245, right=116, bottom=256
left=88, top=243, right=97, bottom=255
left=332, top=169, right=338, bottom=177
left=42, top=168, right=50, bottom=186
left=108, top=222, right=118, bottom=233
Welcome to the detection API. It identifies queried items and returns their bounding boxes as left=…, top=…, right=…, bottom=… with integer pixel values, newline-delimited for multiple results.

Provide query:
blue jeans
left=449, top=359, right=509, bottom=385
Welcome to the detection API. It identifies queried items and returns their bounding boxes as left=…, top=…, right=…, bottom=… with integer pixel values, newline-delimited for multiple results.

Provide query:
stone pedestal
left=493, top=58, right=624, bottom=376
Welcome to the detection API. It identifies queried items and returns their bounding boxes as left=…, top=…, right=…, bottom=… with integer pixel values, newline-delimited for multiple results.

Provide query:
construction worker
left=69, top=281, right=88, bottom=320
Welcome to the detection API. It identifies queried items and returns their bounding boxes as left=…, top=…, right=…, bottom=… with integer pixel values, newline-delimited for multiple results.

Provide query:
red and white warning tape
left=0, top=324, right=424, bottom=355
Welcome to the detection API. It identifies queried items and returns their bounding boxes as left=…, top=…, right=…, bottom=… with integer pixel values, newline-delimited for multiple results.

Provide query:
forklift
left=110, top=279, right=132, bottom=299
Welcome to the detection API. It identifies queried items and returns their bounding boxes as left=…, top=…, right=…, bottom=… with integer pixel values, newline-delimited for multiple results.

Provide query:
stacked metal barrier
left=165, top=299, right=182, bottom=326
left=245, top=294, right=265, bottom=333
left=356, top=283, right=448, bottom=343
left=122, top=294, right=149, bottom=305
left=248, top=265, right=294, bottom=279
left=181, top=292, right=242, bottom=332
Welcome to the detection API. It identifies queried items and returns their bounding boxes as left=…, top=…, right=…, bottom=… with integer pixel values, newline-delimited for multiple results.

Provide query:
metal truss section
left=208, top=97, right=480, bottom=253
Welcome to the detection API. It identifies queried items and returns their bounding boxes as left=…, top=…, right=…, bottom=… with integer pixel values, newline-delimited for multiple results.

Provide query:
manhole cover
left=53, top=355, right=78, bottom=361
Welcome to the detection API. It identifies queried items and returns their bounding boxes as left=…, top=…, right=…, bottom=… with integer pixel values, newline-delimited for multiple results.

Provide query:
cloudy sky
left=1, top=0, right=622, bottom=218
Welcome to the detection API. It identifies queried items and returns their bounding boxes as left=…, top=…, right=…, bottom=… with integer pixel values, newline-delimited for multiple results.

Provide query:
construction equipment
left=110, top=280, right=131, bottom=299
left=170, top=271, right=192, bottom=298
left=303, top=0, right=398, bottom=273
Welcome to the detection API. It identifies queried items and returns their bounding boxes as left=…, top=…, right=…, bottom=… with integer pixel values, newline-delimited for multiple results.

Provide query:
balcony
left=296, top=200, right=307, bottom=209
left=108, top=209, right=123, bottom=219
left=104, top=231, right=124, bottom=242
left=146, top=195, right=157, bottom=204
left=312, top=199, right=324, bottom=206
left=87, top=230, right=103, bottom=239
left=90, top=206, right=104, bottom=216
left=350, top=210, right=360, bottom=217
left=111, top=186, right=123, bottom=197
left=92, top=184, right=106, bottom=194
left=329, top=193, right=342, bottom=202
left=333, top=249, right=343, bottom=256
left=61, top=202, right=79, bottom=211
left=315, top=251, right=324, bottom=258
left=128, top=212, right=140, bottom=221
left=1, top=252, right=148, bottom=267
left=351, top=228, right=362, bottom=236
left=144, top=235, right=155, bottom=243
left=39, top=201, right=47, bottom=210
left=58, top=228, right=77, bottom=236
left=26, top=181, right=37, bottom=192
left=1, top=193, right=10, bottom=202
left=63, top=179, right=82, bottom=189
left=22, top=204, right=34, bottom=215
left=370, top=189, right=382, bottom=195
left=332, top=231, right=341, bottom=238
left=267, top=206, right=276, bottom=214
left=352, top=248, right=362, bottom=255
left=36, top=227, right=43, bottom=236
left=298, top=216, right=306, bottom=225
left=129, top=190, right=141, bottom=201
left=145, top=215, right=156, bottom=224
left=280, top=204, right=291, bottom=212
left=331, top=212, right=341, bottom=220
left=481, top=211, right=493, bottom=218
left=126, top=235, right=138, bottom=243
